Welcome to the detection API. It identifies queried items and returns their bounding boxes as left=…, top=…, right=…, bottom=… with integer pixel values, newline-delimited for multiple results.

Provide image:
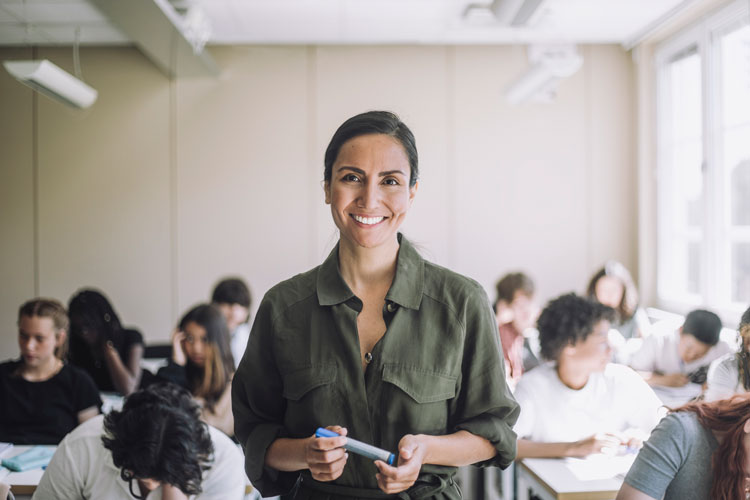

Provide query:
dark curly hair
left=537, top=293, right=615, bottom=361
left=102, top=383, right=214, bottom=495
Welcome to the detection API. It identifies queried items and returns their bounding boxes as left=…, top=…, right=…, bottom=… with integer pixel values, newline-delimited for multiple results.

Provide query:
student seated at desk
left=211, top=277, right=252, bottom=369
left=514, top=293, right=663, bottom=459
left=0, top=298, right=101, bottom=445
left=157, top=304, right=235, bottom=437
left=617, top=394, right=750, bottom=500
left=629, top=309, right=732, bottom=401
left=68, top=289, right=145, bottom=396
left=33, top=383, right=245, bottom=500
left=704, top=305, right=750, bottom=402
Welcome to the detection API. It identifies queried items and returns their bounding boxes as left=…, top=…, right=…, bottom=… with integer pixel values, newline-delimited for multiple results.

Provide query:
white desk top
left=1, top=445, right=55, bottom=496
left=520, top=453, right=635, bottom=496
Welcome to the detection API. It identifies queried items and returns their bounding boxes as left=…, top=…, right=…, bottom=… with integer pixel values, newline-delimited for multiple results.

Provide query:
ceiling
left=0, top=0, right=693, bottom=48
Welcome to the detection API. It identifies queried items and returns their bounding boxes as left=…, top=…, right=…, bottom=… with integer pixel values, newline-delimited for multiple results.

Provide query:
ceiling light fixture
left=3, top=59, right=98, bottom=108
left=505, top=45, right=583, bottom=105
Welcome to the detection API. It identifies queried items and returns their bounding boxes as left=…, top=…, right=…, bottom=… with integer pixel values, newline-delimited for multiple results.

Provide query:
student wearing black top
left=68, top=289, right=144, bottom=395
left=0, top=298, right=101, bottom=444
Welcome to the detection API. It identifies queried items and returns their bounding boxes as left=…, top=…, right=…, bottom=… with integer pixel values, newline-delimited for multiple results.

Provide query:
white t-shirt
left=513, top=363, right=664, bottom=443
left=705, top=353, right=748, bottom=402
left=629, top=328, right=733, bottom=375
left=231, top=323, right=251, bottom=369
left=33, top=415, right=246, bottom=500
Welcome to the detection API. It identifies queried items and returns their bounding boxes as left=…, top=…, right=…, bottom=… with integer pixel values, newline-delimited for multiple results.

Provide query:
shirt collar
left=316, top=233, right=424, bottom=310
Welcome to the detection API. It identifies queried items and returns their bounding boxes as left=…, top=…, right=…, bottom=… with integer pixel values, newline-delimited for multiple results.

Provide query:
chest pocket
left=282, top=364, right=340, bottom=434
left=382, top=364, right=457, bottom=435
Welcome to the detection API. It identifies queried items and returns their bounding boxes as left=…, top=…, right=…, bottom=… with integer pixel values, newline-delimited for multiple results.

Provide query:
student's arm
left=77, top=405, right=100, bottom=424
left=637, top=371, right=689, bottom=387
left=375, top=431, right=496, bottom=494
left=104, top=342, right=143, bottom=396
left=616, top=483, right=659, bottom=500
left=516, top=435, right=623, bottom=459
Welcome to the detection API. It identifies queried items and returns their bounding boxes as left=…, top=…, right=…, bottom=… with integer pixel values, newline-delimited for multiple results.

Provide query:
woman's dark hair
left=682, top=309, right=722, bottom=346
left=324, top=111, right=418, bottom=188
left=18, top=298, right=70, bottom=360
left=734, top=305, right=750, bottom=390
left=672, top=394, right=750, bottom=500
left=68, top=289, right=124, bottom=345
left=211, top=277, right=251, bottom=309
left=102, top=383, right=213, bottom=496
left=179, top=304, right=234, bottom=411
left=537, top=293, right=615, bottom=361
left=586, top=260, right=639, bottom=323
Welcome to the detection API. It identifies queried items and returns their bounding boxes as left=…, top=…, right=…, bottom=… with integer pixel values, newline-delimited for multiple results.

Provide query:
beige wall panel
left=175, top=46, right=312, bottom=319
left=453, top=45, right=590, bottom=301
left=313, top=46, right=452, bottom=266
left=36, top=47, right=172, bottom=342
left=0, top=48, right=35, bottom=359
left=585, top=45, right=637, bottom=282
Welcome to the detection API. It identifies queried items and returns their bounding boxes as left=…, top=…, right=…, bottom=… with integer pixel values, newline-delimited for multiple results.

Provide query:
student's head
left=678, top=309, right=722, bottom=363
left=739, top=306, right=750, bottom=353
left=102, top=383, right=213, bottom=497
left=210, top=277, right=251, bottom=332
left=586, top=261, right=639, bottom=322
left=674, top=394, right=750, bottom=500
left=178, top=304, right=233, bottom=409
left=68, top=289, right=123, bottom=346
left=537, top=293, right=615, bottom=372
left=17, top=298, right=69, bottom=366
left=323, top=112, right=419, bottom=250
left=494, top=272, right=538, bottom=331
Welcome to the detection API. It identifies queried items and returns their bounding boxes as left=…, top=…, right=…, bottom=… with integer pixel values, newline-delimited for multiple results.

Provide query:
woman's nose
left=357, top=181, right=379, bottom=208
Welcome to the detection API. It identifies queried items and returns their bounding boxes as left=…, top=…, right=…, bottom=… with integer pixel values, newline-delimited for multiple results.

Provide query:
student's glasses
left=120, top=469, right=147, bottom=500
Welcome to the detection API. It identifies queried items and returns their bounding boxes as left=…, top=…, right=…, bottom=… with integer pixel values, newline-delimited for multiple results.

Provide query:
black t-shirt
left=68, top=328, right=144, bottom=392
left=0, top=360, right=102, bottom=444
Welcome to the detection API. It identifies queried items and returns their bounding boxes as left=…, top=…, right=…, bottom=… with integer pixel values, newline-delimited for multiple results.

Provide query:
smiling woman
left=233, top=111, right=520, bottom=499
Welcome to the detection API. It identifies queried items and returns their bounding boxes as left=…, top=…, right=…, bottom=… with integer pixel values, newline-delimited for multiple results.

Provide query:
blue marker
left=315, top=428, right=396, bottom=465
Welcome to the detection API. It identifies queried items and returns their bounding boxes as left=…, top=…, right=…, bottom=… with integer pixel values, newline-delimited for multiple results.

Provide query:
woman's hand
left=170, top=329, right=187, bottom=366
left=305, top=426, right=349, bottom=482
left=375, top=434, right=426, bottom=494
left=570, top=433, right=623, bottom=457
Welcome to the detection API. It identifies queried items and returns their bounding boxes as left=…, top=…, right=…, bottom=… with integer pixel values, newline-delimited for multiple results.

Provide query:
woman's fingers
left=305, top=428, right=349, bottom=482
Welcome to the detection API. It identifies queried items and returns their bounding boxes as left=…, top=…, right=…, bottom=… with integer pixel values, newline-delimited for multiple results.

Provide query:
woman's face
left=216, top=303, right=248, bottom=332
left=70, top=313, right=99, bottom=346
left=740, top=325, right=750, bottom=352
left=325, top=134, right=417, bottom=250
left=18, top=315, right=63, bottom=368
left=182, top=321, right=210, bottom=367
left=594, top=276, right=624, bottom=309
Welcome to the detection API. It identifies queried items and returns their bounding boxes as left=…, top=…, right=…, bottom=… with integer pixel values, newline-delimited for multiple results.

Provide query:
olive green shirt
left=232, top=235, right=519, bottom=498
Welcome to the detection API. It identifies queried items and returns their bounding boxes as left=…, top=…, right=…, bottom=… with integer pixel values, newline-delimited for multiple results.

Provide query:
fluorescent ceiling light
left=505, top=45, right=583, bottom=105
left=464, top=0, right=546, bottom=26
left=3, top=59, right=98, bottom=109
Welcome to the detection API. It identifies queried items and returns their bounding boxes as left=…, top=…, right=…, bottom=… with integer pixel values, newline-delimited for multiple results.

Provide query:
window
left=656, top=0, right=750, bottom=321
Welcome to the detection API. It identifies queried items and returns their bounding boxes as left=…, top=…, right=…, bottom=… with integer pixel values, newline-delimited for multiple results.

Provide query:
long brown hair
left=673, top=394, right=750, bottom=500
left=178, top=304, right=234, bottom=412
left=735, top=306, right=750, bottom=390
left=586, top=261, right=639, bottom=323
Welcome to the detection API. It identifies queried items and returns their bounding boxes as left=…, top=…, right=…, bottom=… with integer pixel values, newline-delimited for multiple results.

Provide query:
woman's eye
left=342, top=174, right=360, bottom=182
left=383, top=177, right=399, bottom=186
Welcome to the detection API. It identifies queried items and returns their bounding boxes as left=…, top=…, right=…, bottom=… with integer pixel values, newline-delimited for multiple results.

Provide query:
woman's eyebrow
left=379, top=170, right=406, bottom=177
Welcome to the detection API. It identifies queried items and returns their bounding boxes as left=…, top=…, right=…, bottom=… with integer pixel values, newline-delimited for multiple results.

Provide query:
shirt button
left=364, top=352, right=373, bottom=364
left=386, top=302, right=397, bottom=313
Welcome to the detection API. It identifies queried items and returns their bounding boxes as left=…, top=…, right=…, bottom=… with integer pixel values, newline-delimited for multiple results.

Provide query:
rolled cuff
left=455, top=413, right=518, bottom=469
left=242, top=422, right=299, bottom=496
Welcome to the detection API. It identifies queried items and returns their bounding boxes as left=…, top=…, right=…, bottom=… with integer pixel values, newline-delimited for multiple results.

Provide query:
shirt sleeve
left=197, top=428, right=247, bottom=500
left=629, top=334, right=658, bottom=372
left=510, top=378, right=535, bottom=440
left=620, top=366, right=665, bottom=434
left=73, top=367, right=102, bottom=413
left=231, top=294, right=297, bottom=496
left=451, top=284, right=520, bottom=469
left=705, top=354, right=740, bottom=402
left=156, top=360, right=189, bottom=389
left=32, top=433, right=85, bottom=500
left=623, top=414, right=688, bottom=498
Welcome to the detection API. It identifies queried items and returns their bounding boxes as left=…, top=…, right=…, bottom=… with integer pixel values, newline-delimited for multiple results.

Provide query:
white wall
left=0, top=44, right=636, bottom=358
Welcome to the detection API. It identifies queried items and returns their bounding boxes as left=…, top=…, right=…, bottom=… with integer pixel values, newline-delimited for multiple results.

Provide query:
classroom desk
left=1, top=445, right=54, bottom=496
left=517, top=454, right=635, bottom=500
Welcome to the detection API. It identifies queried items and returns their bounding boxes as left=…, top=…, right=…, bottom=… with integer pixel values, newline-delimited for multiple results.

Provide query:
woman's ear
left=744, top=419, right=750, bottom=434
left=56, top=329, right=67, bottom=348
left=323, top=181, right=331, bottom=205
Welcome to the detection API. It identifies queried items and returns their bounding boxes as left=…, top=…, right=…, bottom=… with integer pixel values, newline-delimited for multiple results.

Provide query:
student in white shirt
left=705, top=306, right=750, bottom=402
left=211, top=277, right=252, bottom=368
left=629, top=309, right=732, bottom=402
left=514, top=293, right=664, bottom=459
left=33, top=383, right=245, bottom=500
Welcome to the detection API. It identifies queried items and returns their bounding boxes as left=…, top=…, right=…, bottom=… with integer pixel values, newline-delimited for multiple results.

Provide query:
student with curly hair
left=704, top=306, right=750, bottom=401
left=33, top=383, right=245, bottom=500
left=617, top=394, right=750, bottom=500
left=0, top=298, right=100, bottom=444
left=68, top=289, right=145, bottom=396
left=514, top=293, right=664, bottom=458
left=158, top=304, right=235, bottom=437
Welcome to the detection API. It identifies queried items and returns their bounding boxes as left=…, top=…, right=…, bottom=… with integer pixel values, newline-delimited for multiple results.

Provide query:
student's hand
left=375, top=434, right=426, bottom=494
left=570, top=433, right=623, bottom=457
left=171, top=329, right=187, bottom=366
left=305, top=425, right=348, bottom=482
left=660, top=373, right=690, bottom=387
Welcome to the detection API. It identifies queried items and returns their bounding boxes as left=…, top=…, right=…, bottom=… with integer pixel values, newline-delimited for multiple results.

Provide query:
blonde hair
left=18, top=298, right=69, bottom=360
